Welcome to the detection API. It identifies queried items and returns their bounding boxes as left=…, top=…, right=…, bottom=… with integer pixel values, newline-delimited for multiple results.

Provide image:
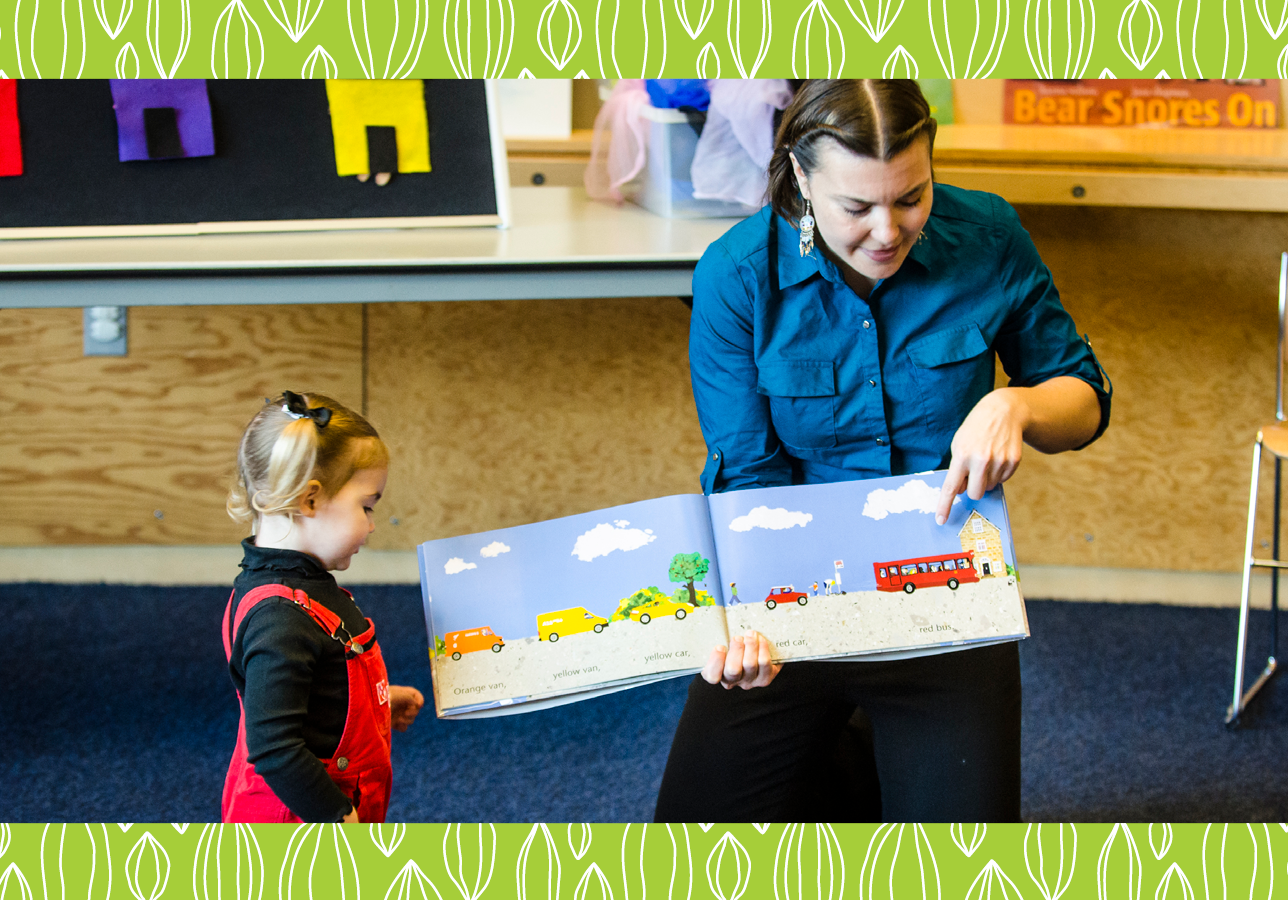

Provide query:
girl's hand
left=389, top=684, right=425, bottom=731
left=701, top=631, right=782, bottom=690
left=342, top=807, right=359, bottom=824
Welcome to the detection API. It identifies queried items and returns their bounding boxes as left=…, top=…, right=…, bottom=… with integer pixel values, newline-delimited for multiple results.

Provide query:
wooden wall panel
left=0, top=305, right=361, bottom=545
left=364, top=298, right=708, bottom=550
left=1005, top=205, right=1286, bottom=572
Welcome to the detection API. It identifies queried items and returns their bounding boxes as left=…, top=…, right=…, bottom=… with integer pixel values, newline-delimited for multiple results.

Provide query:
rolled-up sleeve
left=689, top=242, right=794, bottom=493
left=991, top=200, right=1112, bottom=448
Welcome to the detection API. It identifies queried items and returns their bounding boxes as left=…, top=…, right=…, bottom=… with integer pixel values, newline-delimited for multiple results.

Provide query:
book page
left=419, top=493, right=726, bottom=716
left=706, top=471, right=1027, bottom=662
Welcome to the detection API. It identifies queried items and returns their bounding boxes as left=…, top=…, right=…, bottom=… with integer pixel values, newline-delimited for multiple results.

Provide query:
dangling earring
left=799, top=200, right=815, bottom=257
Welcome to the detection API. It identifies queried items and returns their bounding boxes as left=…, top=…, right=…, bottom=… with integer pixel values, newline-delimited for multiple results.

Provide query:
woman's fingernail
left=745, top=629, right=756, bottom=637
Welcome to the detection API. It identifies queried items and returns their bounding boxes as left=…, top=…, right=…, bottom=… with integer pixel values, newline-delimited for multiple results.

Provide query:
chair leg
left=1229, top=441, right=1264, bottom=726
left=1274, top=456, right=1281, bottom=664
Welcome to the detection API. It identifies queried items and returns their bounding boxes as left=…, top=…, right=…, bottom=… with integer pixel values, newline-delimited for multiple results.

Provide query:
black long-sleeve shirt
left=226, top=539, right=371, bottom=822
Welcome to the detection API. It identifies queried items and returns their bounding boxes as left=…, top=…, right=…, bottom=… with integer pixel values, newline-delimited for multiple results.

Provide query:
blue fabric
left=645, top=79, right=711, bottom=111
left=689, top=183, right=1111, bottom=495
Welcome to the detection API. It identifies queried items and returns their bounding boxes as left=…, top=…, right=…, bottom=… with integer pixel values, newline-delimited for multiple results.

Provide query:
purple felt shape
left=110, top=79, right=215, bottom=161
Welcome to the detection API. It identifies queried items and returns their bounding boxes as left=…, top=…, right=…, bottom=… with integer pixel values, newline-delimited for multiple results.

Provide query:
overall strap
left=223, top=584, right=351, bottom=662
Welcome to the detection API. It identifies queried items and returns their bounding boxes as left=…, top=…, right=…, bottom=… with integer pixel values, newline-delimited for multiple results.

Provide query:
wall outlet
left=84, top=306, right=127, bottom=356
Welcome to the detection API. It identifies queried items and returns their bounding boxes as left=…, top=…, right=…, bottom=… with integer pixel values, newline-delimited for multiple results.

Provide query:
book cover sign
left=109, top=80, right=215, bottom=162
left=325, top=80, right=431, bottom=184
left=710, top=476, right=1024, bottom=659
left=419, top=494, right=727, bottom=714
left=0, top=80, right=20, bottom=176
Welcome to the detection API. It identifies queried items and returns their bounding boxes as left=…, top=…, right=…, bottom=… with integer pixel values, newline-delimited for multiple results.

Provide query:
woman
left=654, top=80, right=1110, bottom=822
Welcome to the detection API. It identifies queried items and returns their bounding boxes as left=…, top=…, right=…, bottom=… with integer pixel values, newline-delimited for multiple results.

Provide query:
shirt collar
left=239, top=537, right=330, bottom=578
left=773, top=202, right=939, bottom=290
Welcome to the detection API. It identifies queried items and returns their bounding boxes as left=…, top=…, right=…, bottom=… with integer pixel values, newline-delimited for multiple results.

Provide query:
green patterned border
left=4, top=0, right=1288, bottom=80
left=0, top=822, right=1278, bottom=899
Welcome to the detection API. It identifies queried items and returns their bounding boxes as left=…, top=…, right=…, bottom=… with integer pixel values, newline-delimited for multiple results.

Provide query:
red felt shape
left=0, top=80, right=20, bottom=177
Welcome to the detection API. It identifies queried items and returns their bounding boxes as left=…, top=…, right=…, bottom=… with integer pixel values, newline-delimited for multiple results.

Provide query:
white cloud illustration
left=862, top=479, right=958, bottom=520
left=572, top=520, right=656, bottom=562
left=480, top=541, right=511, bottom=558
left=444, top=557, right=477, bottom=574
left=728, top=506, right=813, bottom=532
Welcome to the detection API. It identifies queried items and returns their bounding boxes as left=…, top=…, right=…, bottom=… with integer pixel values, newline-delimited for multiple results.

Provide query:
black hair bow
left=281, top=390, right=332, bottom=427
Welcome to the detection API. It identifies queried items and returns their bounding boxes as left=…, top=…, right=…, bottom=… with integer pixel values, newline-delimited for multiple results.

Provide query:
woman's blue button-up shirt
left=689, top=183, right=1111, bottom=495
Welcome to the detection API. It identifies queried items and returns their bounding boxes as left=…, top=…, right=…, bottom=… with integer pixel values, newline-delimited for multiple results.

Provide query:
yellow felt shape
left=325, top=80, right=431, bottom=176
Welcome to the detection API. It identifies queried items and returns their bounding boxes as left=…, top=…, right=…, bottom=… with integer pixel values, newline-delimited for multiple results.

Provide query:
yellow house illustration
left=325, top=80, right=431, bottom=177
left=958, top=510, right=1005, bottom=578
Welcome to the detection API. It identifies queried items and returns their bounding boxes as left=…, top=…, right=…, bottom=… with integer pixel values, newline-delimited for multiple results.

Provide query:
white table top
left=0, top=187, right=746, bottom=275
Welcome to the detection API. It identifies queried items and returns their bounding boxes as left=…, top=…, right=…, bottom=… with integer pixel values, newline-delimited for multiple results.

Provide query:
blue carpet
left=3, top=583, right=1286, bottom=822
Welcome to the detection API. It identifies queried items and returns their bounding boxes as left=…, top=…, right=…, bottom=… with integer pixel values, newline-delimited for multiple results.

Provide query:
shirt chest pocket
left=757, top=360, right=838, bottom=450
left=906, top=323, right=994, bottom=430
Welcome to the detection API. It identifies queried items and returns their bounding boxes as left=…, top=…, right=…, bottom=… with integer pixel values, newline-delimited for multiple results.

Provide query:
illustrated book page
left=708, top=471, right=1028, bottom=663
left=418, top=493, right=728, bottom=718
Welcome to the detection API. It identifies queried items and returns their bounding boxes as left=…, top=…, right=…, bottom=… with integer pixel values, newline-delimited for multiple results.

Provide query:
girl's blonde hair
left=228, top=391, right=390, bottom=529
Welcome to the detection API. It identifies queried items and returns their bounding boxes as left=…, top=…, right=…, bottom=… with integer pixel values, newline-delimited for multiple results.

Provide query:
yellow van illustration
left=628, top=597, right=694, bottom=624
left=537, top=607, right=610, bottom=642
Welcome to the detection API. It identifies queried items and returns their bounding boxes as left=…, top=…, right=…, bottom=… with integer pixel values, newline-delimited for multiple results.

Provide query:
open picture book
left=417, top=470, right=1028, bottom=718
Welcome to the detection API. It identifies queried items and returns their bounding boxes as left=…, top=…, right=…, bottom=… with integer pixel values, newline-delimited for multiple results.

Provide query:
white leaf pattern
left=537, top=0, right=582, bottom=70
left=928, top=0, right=1010, bottom=76
left=859, top=824, right=941, bottom=900
left=14, top=0, right=87, bottom=77
left=92, top=0, right=131, bottom=38
left=881, top=41, right=917, bottom=73
left=1200, top=824, right=1273, bottom=900
left=706, top=832, right=751, bottom=900
left=124, top=832, right=170, bottom=900
left=574, top=863, right=614, bottom=900
left=773, top=824, right=845, bottom=900
left=1154, top=863, right=1195, bottom=900
left=193, top=824, right=264, bottom=900
left=595, top=0, right=667, bottom=77
left=371, top=823, right=407, bottom=859
left=843, top=0, right=903, bottom=39
left=40, top=825, right=110, bottom=900
left=1025, top=824, right=1076, bottom=900
left=1118, top=0, right=1163, bottom=69
left=442, top=0, right=514, bottom=76
left=262, top=0, right=323, bottom=40
left=386, top=860, right=445, bottom=900
left=726, top=0, right=771, bottom=76
left=620, top=823, right=692, bottom=900
left=1025, top=0, right=1096, bottom=77
left=1175, top=0, right=1249, bottom=77
left=300, top=41, right=337, bottom=74
left=444, top=824, right=497, bottom=900
left=964, top=860, right=1025, bottom=900
left=516, top=824, right=561, bottom=900
left=211, top=0, right=264, bottom=77
left=1278, top=40, right=1288, bottom=74
left=0, top=863, right=33, bottom=900
left=674, top=0, right=715, bottom=36
left=1097, top=824, right=1142, bottom=900
left=792, top=0, right=845, bottom=76
left=1255, top=0, right=1288, bottom=36
left=351, top=0, right=430, bottom=77
left=568, top=825, right=592, bottom=862
left=952, top=825, right=987, bottom=859
left=279, top=824, right=362, bottom=900
left=696, top=37, right=720, bottom=72
left=145, top=0, right=191, bottom=77
left=1147, top=825, right=1172, bottom=861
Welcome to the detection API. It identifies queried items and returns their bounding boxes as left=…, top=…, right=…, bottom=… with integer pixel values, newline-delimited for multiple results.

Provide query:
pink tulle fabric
left=584, top=79, right=651, bottom=203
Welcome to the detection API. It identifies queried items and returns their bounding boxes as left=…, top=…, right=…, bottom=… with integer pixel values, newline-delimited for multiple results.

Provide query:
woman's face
left=791, top=135, right=933, bottom=296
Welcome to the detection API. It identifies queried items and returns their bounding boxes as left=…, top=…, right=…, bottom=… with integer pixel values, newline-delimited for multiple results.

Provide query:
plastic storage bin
left=624, top=106, right=759, bottom=219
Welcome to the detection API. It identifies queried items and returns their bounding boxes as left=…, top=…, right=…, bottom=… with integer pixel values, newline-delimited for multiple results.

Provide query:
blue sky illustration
left=418, top=494, right=721, bottom=641
left=707, top=473, right=1014, bottom=607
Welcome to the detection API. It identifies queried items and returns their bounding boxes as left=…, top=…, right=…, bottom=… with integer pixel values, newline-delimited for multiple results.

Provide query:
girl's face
left=296, top=465, right=388, bottom=571
left=791, top=135, right=933, bottom=298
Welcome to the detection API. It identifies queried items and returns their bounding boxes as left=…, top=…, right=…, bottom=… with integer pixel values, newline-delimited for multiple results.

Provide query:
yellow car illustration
left=537, top=606, right=610, bottom=642
left=629, top=597, right=695, bottom=624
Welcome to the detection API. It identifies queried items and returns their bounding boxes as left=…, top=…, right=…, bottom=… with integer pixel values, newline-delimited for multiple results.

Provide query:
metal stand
left=1227, top=447, right=1284, bottom=727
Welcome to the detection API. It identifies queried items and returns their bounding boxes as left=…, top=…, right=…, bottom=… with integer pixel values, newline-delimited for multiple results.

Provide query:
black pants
left=653, top=642, right=1021, bottom=822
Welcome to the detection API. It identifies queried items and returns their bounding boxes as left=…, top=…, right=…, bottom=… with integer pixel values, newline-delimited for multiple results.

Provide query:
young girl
left=222, top=390, right=423, bottom=823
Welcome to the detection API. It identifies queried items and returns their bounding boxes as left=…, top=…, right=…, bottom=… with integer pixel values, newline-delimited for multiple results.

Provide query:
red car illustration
left=873, top=552, right=980, bottom=593
left=764, top=585, right=809, bottom=610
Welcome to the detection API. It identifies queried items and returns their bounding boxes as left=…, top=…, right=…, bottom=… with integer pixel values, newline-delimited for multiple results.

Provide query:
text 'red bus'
left=873, top=552, right=980, bottom=593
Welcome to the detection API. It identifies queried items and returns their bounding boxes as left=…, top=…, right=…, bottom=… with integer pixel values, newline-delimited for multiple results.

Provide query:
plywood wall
left=0, top=204, right=1285, bottom=574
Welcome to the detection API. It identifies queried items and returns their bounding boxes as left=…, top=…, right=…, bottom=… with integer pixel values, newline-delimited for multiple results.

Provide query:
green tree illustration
left=669, top=552, right=710, bottom=606
left=433, top=635, right=446, bottom=658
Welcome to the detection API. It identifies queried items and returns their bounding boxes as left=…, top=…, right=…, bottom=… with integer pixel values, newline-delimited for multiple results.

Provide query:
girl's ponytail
left=228, top=392, right=388, bottom=530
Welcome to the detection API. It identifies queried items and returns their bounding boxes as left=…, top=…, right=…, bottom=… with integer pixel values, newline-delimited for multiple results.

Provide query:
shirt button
left=862, top=321, right=871, bottom=329
left=868, top=379, right=876, bottom=386
left=876, top=438, right=886, bottom=445
left=336, top=757, right=349, bottom=770
left=712, top=452, right=719, bottom=460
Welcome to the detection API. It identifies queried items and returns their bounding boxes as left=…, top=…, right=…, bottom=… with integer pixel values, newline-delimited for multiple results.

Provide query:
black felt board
left=142, top=107, right=183, bottom=159
left=0, top=80, right=498, bottom=229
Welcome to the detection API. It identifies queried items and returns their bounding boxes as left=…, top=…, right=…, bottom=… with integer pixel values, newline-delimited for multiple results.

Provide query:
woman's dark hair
left=767, top=80, right=937, bottom=224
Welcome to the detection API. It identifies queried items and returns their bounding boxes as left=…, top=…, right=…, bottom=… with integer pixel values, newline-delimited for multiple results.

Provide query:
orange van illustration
left=537, top=607, right=609, bottom=642
left=444, top=627, right=504, bottom=660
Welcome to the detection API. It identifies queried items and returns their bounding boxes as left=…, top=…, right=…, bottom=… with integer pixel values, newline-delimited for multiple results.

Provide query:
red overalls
left=221, top=584, right=393, bottom=823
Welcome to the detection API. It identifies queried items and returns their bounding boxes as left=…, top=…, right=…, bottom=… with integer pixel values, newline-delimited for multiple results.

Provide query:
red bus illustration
left=873, top=552, right=980, bottom=594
